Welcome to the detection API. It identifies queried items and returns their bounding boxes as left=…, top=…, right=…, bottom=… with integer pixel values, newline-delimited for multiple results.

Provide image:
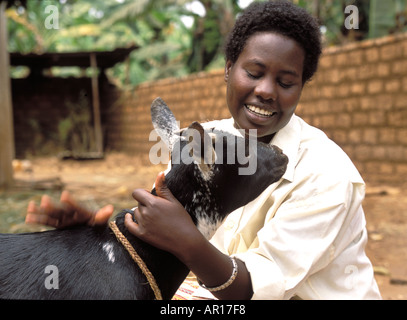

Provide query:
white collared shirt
left=203, top=115, right=381, bottom=299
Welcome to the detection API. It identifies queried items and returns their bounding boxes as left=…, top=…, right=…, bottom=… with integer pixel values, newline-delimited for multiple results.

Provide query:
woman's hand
left=25, top=190, right=114, bottom=229
left=125, top=172, right=204, bottom=260
left=125, top=172, right=253, bottom=299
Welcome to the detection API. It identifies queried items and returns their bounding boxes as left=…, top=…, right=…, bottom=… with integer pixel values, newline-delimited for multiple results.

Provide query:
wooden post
left=0, top=1, right=15, bottom=188
left=90, top=52, right=103, bottom=154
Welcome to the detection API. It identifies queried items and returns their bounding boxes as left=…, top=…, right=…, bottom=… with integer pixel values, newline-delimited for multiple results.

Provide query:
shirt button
left=225, top=219, right=235, bottom=230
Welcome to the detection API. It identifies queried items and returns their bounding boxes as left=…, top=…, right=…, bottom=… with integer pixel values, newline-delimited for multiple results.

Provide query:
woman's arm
left=176, top=230, right=254, bottom=300
left=125, top=172, right=253, bottom=300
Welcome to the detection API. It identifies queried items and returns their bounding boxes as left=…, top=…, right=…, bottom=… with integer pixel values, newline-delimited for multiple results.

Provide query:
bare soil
left=1, top=153, right=406, bottom=300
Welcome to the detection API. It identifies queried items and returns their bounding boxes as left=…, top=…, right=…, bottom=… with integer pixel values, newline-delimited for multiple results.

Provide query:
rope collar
left=109, top=221, right=163, bottom=300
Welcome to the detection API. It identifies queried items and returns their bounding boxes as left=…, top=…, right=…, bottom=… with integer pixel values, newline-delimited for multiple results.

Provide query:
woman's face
left=225, top=32, right=305, bottom=141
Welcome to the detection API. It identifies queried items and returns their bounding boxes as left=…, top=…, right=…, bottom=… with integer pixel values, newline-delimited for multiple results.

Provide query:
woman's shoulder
left=293, top=116, right=364, bottom=184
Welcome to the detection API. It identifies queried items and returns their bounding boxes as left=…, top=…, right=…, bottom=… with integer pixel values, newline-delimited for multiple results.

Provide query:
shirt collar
left=270, top=114, right=301, bottom=183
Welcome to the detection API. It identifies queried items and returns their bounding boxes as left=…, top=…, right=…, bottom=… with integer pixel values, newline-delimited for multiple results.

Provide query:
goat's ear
left=151, top=97, right=180, bottom=149
left=184, top=122, right=216, bottom=180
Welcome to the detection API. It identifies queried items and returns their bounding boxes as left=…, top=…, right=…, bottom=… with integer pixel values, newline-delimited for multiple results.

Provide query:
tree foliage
left=6, top=0, right=407, bottom=86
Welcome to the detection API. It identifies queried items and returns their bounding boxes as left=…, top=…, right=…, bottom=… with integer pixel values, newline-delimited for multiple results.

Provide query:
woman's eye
left=246, top=70, right=261, bottom=79
left=278, top=81, right=293, bottom=89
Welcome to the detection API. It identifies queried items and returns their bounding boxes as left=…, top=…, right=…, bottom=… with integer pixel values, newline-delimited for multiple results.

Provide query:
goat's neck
left=167, top=168, right=226, bottom=240
left=115, top=212, right=189, bottom=300
left=117, top=171, right=226, bottom=299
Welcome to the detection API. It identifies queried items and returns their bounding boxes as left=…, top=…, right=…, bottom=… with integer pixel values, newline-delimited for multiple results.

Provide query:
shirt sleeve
left=234, top=175, right=366, bottom=300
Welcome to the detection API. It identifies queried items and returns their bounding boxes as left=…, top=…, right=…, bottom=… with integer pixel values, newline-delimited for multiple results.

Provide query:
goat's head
left=150, top=97, right=288, bottom=238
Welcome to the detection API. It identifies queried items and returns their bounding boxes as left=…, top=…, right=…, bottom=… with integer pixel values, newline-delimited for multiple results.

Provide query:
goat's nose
left=272, top=145, right=284, bottom=154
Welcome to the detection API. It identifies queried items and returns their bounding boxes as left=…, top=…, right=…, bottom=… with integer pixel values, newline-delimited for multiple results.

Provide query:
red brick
left=335, top=53, right=349, bottom=66
left=319, top=54, right=333, bottom=69
left=349, top=129, right=362, bottom=144
left=337, top=85, right=350, bottom=97
left=392, top=60, right=407, bottom=75
left=396, top=164, right=407, bottom=174
left=348, top=50, right=363, bottom=66
left=350, top=83, right=365, bottom=95
left=363, top=129, right=378, bottom=144
left=355, top=145, right=373, bottom=161
left=394, top=94, right=407, bottom=108
left=353, top=112, right=369, bottom=126
left=332, top=130, right=348, bottom=145
left=337, top=113, right=352, bottom=128
left=397, top=129, right=407, bottom=145
left=379, top=163, right=395, bottom=174
left=385, top=79, right=401, bottom=93
left=357, top=64, right=376, bottom=80
left=388, top=110, right=407, bottom=126
left=365, top=47, right=379, bottom=62
left=377, top=62, right=391, bottom=77
left=381, top=43, right=403, bottom=60
left=367, top=80, right=383, bottom=94
left=372, top=146, right=387, bottom=160
left=320, top=114, right=336, bottom=128
left=369, top=111, right=387, bottom=126
left=379, top=128, right=397, bottom=144
left=387, top=146, right=405, bottom=161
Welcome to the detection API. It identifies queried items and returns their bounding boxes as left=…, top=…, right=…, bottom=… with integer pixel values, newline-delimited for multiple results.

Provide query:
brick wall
left=296, top=33, right=407, bottom=184
left=106, top=33, right=407, bottom=185
left=105, top=70, right=229, bottom=157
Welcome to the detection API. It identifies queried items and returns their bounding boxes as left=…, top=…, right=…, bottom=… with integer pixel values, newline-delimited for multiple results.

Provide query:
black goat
left=0, top=98, right=288, bottom=299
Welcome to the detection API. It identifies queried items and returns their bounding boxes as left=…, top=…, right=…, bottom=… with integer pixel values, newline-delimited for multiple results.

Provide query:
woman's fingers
left=91, top=204, right=114, bottom=226
left=25, top=191, right=113, bottom=229
left=25, top=196, right=62, bottom=228
left=124, top=212, right=140, bottom=236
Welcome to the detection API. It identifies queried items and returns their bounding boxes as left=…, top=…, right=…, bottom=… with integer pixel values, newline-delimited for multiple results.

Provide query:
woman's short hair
left=225, top=0, right=322, bottom=84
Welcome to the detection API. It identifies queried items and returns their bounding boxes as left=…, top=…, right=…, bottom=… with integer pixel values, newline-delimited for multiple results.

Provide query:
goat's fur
left=0, top=98, right=288, bottom=299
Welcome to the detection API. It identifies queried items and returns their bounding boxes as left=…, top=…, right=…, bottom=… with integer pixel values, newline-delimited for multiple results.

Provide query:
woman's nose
left=254, top=78, right=277, bottom=103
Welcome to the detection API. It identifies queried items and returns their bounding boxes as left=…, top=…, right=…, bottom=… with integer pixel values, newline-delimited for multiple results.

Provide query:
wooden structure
left=0, top=0, right=22, bottom=188
left=1, top=0, right=136, bottom=187
left=10, top=46, right=137, bottom=158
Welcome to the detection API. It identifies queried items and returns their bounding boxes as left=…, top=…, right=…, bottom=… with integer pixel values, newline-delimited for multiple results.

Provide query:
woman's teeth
left=245, top=104, right=275, bottom=117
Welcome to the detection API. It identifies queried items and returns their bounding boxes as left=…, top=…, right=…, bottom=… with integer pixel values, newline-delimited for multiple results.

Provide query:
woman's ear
left=224, top=60, right=233, bottom=82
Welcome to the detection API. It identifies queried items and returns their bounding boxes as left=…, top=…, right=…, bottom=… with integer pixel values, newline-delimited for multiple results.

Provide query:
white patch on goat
left=198, top=162, right=213, bottom=181
left=102, top=242, right=115, bottom=263
left=192, top=190, right=202, bottom=202
left=189, top=168, right=223, bottom=239
left=196, top=215, right=223, bottom=240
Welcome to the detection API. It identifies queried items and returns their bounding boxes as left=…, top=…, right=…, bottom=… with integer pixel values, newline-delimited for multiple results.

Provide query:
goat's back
left=0, top=225, right=153, bottom=299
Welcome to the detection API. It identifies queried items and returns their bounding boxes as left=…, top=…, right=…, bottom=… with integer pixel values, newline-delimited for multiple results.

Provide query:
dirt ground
left=1, top=152, right=406, bottom=300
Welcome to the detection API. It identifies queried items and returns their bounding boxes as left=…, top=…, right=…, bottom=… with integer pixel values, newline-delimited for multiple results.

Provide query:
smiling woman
left=168, top=0, right=380, bottom=300
left=24, top=0, right=382, bottom=300
left=224, top=32, right=304, bottom=141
